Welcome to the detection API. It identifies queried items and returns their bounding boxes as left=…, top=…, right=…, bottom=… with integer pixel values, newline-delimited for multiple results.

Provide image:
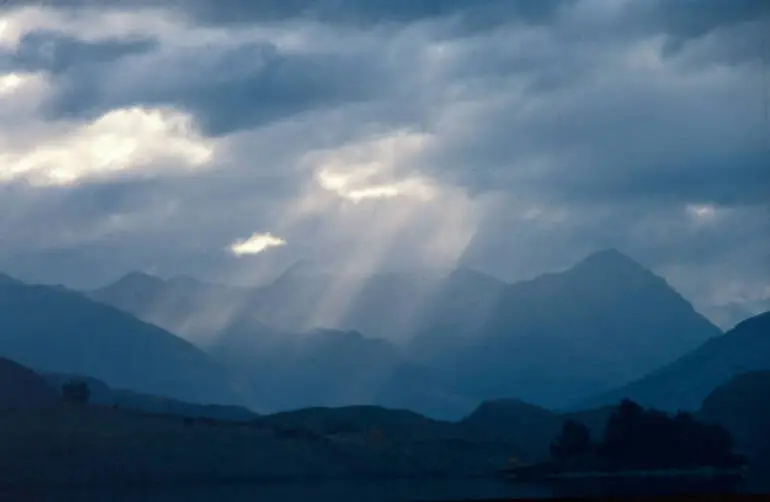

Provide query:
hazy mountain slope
left=408, top=249, right=722, bottom=408
left=0, top=357, right=58, bottom=409
left=0, top=274, right=242, bottom=406
left=89, top=266, right=507, bottom=343
left=207, top=324, right=474, bottom=419
left=91, top=269, right=477, bottom=417
left=578, top=311, right=770, bottom=411
left=87, top=272, right=248, bottom=343
left=86, top=249, right=719, bottom=411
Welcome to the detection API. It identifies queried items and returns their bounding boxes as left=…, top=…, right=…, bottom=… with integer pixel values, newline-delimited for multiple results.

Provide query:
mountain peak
left=570, top=248, right=650, bottom=276
left=111, top=271, right=165, bottom=290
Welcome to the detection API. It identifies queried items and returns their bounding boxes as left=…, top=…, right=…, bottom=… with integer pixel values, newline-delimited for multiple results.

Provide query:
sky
left=0, top=0, right=768, bottom=321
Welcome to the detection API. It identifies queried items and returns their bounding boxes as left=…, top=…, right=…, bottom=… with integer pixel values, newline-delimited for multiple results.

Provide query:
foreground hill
left=42, top=373, right=258, bottom=422
left=0, top=404, right=517, bottom=486
left=457, top=399, right=615, bottom=463
left=699, top=372, right=770, bottom=473
left=577, top=311, right=770, bottom=411
left=0, top=274, right=242, bottom=406
left=258, top=399, right=617, bottom=466
left=0, top=357, right=58, bottom=410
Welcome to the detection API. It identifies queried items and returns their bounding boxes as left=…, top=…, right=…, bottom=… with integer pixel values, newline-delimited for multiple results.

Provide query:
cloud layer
left=0, top=0, right=768, bottom=323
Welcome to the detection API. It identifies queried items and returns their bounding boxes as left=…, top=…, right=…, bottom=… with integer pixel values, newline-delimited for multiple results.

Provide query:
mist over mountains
left=5, top=248, right=764, bottom=420
left=66, top=249, right=720, bottom=413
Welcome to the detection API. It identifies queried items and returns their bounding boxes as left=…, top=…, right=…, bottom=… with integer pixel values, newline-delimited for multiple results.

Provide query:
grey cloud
left=460, top=197, right=770, bottom=308
left=7, top=0, right=575, bottom=29
left=652, top=0, right=770, bottom=40
left=9, top=30, right=157, bottom=75
left=42, top=39, right=393, bottom=135
left=1, top=0, right=768, bottom=313
left=418, top=38, right=770, bottom=210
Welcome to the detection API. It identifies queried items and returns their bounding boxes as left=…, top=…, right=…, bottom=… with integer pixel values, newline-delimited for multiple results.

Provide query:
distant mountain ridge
left=87, top=249, right=721, bottom=411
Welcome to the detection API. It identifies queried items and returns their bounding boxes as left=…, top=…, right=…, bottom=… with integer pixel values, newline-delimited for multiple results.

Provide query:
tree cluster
left=550, top=399, right=744, bottom=471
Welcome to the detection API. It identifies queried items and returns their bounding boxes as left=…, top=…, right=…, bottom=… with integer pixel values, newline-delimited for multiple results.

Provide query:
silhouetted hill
left=699, top=371, right=770, bottom=486
left=458, top=399, right=563, bottom=462
left=42, top=373, right=258, bottom=422
left=0, top=405, right=520, bottom=486
left=0, top=274, right=242, bottom=406
left=408, top=249, right=721, bottom=407
left=458, top=399, right=615, bottom=463
left=578, top=311, right=770, bottom=411
left=255, top=405, right=459, bottom=440
left=0, top=357, right=58, bottom=409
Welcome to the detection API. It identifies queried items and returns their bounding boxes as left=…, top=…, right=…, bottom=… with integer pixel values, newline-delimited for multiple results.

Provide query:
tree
left=594, top=399, right=742, bottom=470
left=61, top=380, right=90, bottom=405
left=550, top=419, right=593, bottom=466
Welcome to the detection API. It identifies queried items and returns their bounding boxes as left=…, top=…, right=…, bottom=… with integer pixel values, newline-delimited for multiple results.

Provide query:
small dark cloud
left=10, top=30, right=157, bottom=75
left=653, top=0, right=770, bottom=40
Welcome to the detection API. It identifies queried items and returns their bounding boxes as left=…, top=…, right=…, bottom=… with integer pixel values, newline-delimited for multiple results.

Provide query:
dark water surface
left=1, top=476, right=757, bottom=502
left=2, top=479, right=550, bottom=502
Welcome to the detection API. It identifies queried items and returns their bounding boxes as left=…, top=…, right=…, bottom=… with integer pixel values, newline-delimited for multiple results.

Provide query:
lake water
left=2, top=476, right=755, bottom=502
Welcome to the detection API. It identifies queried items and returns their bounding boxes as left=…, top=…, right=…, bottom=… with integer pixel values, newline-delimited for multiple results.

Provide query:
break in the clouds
left=0, top=0, right=768, bottom=324
left=230, top=232, right=287, bottom=256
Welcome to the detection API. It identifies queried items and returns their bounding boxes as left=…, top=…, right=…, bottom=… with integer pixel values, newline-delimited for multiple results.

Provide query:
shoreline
left=508, top=466, right=746, bottom=482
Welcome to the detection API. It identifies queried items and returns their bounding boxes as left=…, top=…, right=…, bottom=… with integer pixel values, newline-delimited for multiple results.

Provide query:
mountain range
left=89, top=248, right=721, bottom=409
left=0, top=248, right=751, bottom=417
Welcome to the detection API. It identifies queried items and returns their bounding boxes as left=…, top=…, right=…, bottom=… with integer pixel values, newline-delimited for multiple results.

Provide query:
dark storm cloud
left=540, top=150, right=770, bottom=208
left=184, top=0, right=577, bottom=32
left=651, top=0, right=770, bottom=40
left=40, top=38, right=392, bottom=135
left=418, top=25, right=770, bottom=211
left=9, top=30, right=157, bottom=74
left=5, top=0, right=576, bottom=28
